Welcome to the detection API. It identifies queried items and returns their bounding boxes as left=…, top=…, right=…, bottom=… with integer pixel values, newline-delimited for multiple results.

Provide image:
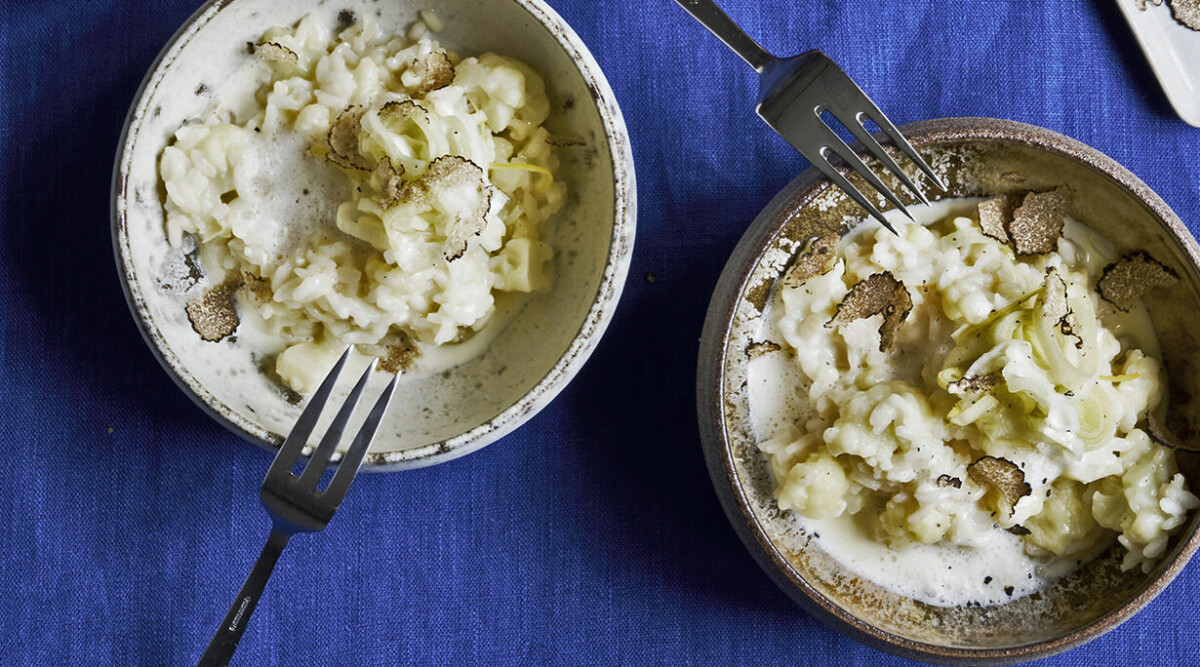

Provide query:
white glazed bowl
left=112, top=0, right=635, bottom=470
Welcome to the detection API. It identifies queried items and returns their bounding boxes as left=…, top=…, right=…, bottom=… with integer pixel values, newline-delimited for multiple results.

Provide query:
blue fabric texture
left=2, top=0, right=1200, bottom=664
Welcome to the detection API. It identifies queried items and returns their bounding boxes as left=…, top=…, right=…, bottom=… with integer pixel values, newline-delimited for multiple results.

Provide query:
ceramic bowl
left=697, top=117, right=1200, bottom=663
left=113, top=0, right=635, bottom=470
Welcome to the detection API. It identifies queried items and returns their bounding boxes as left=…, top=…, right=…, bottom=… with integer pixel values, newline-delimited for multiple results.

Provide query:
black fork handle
left=674, top=0, right=775, bottom=72
left=198, top=529, right=291, bottom=666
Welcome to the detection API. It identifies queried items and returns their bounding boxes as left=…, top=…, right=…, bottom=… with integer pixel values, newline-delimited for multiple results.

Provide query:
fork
left=197, top=349, right=398, bottom=667
left=674, top=0, right=946, bottom=234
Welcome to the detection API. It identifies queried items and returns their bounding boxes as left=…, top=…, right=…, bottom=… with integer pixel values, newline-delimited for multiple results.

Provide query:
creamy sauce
left=208, top=116, right=535, bottom=381
left=159, top=13, right=547, bottom=384
left=746, top=199, right=1162, bottom=606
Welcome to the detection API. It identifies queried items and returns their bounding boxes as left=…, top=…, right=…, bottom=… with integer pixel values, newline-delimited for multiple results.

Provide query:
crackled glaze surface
left=113, top=0, right=636, bottom=470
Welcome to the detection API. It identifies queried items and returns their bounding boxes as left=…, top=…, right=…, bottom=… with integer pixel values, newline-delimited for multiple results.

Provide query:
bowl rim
left=696, top=116, right=1200, bottom=664
left=110, top=0, right=636, bottom=471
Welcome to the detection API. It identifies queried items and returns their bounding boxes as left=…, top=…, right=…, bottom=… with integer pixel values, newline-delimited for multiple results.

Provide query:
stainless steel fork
left=675, top=0, right=946, bottom=234
left=197, top=350, right=398, bottom=667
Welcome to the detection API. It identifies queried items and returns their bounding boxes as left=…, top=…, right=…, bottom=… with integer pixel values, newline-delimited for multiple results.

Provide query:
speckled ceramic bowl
left=113, top=0, right=635, bottom=470
left=697, top=118, right=1200, bottom=663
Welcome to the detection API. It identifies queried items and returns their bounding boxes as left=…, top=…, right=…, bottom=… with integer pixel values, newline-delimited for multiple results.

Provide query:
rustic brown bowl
left=696, top=117, right=1200, bottom=664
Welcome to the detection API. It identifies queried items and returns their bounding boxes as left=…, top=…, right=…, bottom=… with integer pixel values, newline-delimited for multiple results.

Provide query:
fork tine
left=856, top=103, right=947, bottom=193
left=266, top=348, right=351, bottom=481
left=321, top=373, right=398, bottom=503
left=826, top=106, right=931, bottom=206
left=815, top=124, right=912, bottom=223
left=296, top=359, right=376, bottom=488
left=809, top=151, right=895, bottom=234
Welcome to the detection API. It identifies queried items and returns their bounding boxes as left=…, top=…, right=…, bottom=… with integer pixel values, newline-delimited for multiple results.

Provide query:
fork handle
left=674, top=0, right=774, bottom=72
left=198, top=529, right=291, bottom=667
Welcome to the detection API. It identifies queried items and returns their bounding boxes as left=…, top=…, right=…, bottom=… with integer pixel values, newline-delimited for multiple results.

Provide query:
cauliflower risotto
left=160, top=12, right=565, bottom=393
left=750, top=196, right=1198, bottom=606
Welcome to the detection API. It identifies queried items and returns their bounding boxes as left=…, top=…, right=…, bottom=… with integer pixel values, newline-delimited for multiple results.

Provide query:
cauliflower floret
left=778, top=453, right=850, bottom=519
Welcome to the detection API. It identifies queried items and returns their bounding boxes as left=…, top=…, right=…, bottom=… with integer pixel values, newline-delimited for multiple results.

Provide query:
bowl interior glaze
left=697, top=117, right=1200, bottom=664
left=113, top=0, right=635, bottom=470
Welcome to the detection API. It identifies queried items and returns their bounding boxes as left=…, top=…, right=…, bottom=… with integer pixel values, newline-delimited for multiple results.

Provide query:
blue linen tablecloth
left=2, top=0, right=1200, bottom=664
